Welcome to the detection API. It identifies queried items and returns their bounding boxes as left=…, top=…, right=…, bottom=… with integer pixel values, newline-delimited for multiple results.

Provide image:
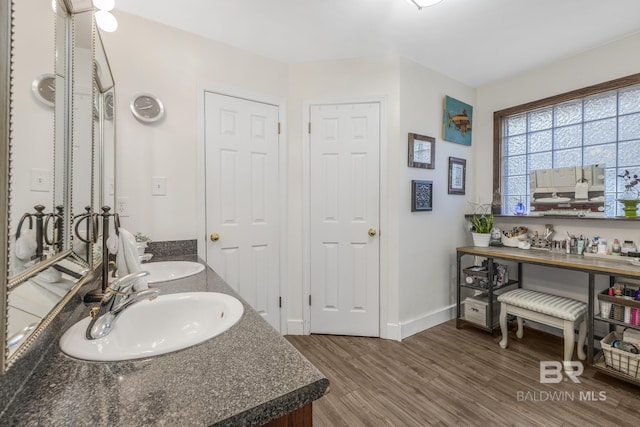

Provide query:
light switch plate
left=30, top=168, right=51, bottom=192
left=152, top=176, right=166, bottom=196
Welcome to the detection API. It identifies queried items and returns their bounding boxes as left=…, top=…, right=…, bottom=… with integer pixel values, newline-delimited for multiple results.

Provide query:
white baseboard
left=287, top=319, right=305, bottom=335
left=399, top=304, right=456, bottom=340
left=292, top=305, right=455, bottom=340
left=384, top=323, right=402, bottom=341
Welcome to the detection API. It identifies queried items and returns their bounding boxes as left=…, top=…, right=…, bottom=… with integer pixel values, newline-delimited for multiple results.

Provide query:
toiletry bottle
left=598, top=239, right=607, bottom=255
left=612, top=239, right=621, bottom=255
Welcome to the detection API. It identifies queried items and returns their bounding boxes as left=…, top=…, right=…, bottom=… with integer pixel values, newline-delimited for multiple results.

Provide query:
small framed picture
left=448, top=157, right=466, bottom=195
left=411, top=180, right=433, bottom=212
left=408, top=133, right=435, bottom=169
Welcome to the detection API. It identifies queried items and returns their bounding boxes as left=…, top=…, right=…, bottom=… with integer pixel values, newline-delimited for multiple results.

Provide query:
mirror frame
left=2, top=0, right=104, bottom=373
left=1, top=0, right=10, bottom=372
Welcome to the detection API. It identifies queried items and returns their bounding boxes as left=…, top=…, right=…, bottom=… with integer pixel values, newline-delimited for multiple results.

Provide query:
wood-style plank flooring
left=287, top=320, right=640, bottom=426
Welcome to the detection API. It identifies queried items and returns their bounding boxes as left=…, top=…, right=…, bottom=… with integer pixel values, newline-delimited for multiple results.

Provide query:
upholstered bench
left=498, top=288, right=587, bottom=369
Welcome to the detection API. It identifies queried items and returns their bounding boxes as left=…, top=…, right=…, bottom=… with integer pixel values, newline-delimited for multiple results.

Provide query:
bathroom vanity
left=0, top=257, right=329, bottom=426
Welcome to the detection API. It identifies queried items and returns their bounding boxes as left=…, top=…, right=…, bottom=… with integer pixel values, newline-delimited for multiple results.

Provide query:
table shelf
left=456, top=245, right=640, bottom=387
left=594, top=315, right=640, bottom=331
left=593, top=353, right=640, bottom=386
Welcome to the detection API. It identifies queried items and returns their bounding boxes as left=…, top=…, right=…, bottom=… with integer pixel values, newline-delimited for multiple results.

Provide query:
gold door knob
left=210, top=232, right=220, bottom=242
left=368, top=228, right=377, bottom=237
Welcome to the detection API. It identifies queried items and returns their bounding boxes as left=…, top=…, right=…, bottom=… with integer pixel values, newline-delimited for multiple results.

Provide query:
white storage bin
left=464, top=294, right=500, bottom=328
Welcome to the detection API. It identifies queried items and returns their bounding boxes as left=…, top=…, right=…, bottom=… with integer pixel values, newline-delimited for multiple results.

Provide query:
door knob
left=210, top=232, right=220, bottom=242
left=368, top=228, right=377, bottom=237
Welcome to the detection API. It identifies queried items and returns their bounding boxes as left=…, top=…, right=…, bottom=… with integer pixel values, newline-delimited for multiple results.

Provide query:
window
left=494, top=74, right=640, bottom=216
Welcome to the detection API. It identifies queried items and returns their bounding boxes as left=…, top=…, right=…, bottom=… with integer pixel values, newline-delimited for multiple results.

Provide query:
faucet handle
left=110, top=270, right=150, bottom=294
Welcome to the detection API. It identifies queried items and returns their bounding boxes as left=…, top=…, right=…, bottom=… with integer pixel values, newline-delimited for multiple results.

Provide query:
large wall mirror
left=2, top=0, right=115, bottom=373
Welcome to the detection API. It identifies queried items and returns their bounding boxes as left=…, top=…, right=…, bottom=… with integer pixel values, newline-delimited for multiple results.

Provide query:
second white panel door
left=309, top=102, right=380, bottom=337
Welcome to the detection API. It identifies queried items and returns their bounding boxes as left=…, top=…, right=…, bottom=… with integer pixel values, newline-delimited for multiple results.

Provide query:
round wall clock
left=32, top=74, right=55, bottom=107
left=130, top=93, right=164, bottom=123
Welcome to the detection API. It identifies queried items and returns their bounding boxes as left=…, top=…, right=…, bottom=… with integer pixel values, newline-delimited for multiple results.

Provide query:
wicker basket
left=600, top=331, right=640, bottom=378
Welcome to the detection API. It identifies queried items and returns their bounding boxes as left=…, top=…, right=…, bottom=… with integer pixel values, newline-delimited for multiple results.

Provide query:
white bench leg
left=499, top=302, right=508, bottom=349
left=562, top=320, right=576, bottom=371
left=516, top=316, right=524, bottom=339
left=577, top=317, right=587, bottom=361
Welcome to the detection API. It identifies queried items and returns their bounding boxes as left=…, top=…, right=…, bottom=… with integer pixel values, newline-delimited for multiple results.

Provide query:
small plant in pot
left=135, top=232, right=152, bottom=255
left=471, top=214, right=494, bottom=247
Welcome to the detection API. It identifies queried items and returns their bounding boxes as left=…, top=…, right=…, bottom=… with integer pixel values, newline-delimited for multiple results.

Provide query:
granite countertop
left=0, top=256, right=329, bottom=426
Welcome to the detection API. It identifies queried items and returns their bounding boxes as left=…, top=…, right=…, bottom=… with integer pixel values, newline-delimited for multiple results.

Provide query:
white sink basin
left=142, top=261, right=205, bottom=283
left=534, top=197, right=572, bottom=203
left=59, top=292, right=243, bottom=361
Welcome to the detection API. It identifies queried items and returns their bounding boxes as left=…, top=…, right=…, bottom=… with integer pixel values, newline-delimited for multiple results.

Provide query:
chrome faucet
left=85, top=270, right=159, bottom=340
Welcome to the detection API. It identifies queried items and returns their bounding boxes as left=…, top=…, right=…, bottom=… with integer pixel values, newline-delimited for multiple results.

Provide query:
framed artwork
left=448, top=157, right=466, bottom=195
left=443, top=96, right=473, bottom=146
left=408, top=133, right=435, bottom=169
left=411, top=180, right=433, bottom=212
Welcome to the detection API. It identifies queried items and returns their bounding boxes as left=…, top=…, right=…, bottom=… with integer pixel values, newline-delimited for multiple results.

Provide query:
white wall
left=397, top=58, right=475, bottom=337
left=102, top=11, right=288, bottom=241
left=474, top=33, right=640, bottom=309
left=102, top=11, right=640, bottom=340
left=288, top=56, right=401, bottom=335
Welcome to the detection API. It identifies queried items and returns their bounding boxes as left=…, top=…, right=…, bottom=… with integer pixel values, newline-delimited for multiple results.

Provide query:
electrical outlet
left=116, top=196, right=129, bottom=217
left=151, top=176, right=166, bottom=196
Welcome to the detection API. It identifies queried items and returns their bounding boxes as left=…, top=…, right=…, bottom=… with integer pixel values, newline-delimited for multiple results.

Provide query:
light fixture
left=93, top=0, right=115, bottom=11
left=94, top=0, right=118, bottom=32
left=407, top=0, right=445, bottom=10
left=95, top=10, right=118, bottom=32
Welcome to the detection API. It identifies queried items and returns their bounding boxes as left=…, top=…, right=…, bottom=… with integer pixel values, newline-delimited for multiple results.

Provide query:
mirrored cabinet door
left=2, top=0, right=114, bottom=372
left=8, top=0, right=58, bottom=279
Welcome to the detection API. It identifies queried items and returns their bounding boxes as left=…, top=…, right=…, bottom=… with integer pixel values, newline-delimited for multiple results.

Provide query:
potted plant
left=135, top=232, right=152, bottom=255
left=470, top=214, right=494, bottom=247
left=617, top=170, right=640, bottom=217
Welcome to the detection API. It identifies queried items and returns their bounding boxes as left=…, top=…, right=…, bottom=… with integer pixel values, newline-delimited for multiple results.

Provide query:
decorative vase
left=136, top=242, right=148, bottom=255
left=472, top=232, right=491, bottom=247
left=617, top=199, right=640, bottom=218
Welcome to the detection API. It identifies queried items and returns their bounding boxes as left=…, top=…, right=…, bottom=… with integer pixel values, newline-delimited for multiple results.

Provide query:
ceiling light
left=407, top=0, right=445, bottom=10
left=95, top=10, right=118, bottom=32
left=93, top=0, right=115, bottom=11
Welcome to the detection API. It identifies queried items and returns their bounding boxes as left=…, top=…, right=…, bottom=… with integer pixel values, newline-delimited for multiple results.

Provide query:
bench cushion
left=497, top=289, right=587, bottom=321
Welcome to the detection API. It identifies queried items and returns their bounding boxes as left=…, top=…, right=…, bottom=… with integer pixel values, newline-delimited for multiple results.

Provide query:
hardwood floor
left=287, top=320, right=640, bottom=426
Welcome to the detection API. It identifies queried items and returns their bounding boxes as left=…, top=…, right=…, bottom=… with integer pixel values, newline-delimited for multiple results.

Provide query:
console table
left=456, top=246, right=640, bottom=386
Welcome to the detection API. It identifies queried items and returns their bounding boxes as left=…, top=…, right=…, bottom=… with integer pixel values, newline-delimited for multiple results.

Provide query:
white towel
left=112, top=228, right=148, bottom=291
left=35, top=267, right=62, bottom=283
left=15, top=229, right=37, bottom=261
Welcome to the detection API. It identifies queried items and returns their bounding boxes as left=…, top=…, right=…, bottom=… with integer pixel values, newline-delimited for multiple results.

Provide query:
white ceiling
left=115, top=0, right=640, bottom=87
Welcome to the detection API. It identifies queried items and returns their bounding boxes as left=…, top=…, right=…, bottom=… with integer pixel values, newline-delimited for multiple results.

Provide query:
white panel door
left=309, top=103, right=380, bottom=336
left=204, top=92, right=280, bottom=331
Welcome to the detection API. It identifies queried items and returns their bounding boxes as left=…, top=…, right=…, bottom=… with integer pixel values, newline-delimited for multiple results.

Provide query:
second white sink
left=59, top=292, right=244, bottom=361
left=142, top=261, right=205, bottom=283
